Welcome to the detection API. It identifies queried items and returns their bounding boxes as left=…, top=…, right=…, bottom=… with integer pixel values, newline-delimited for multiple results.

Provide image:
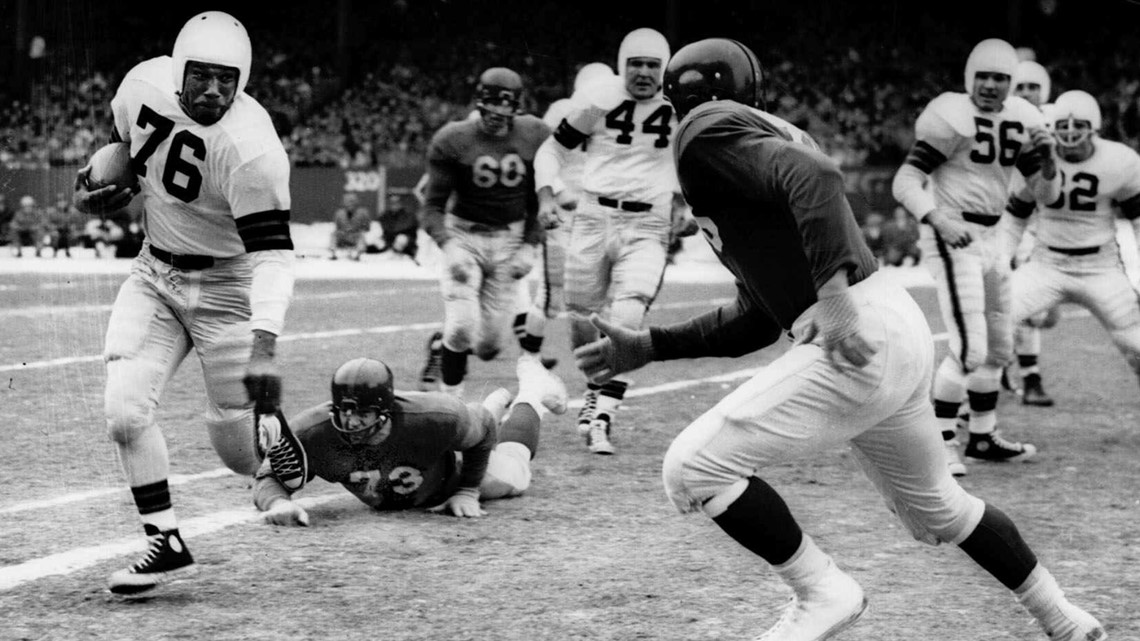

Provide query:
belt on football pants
left=961, top=211, right=1000, bottom=226
left=598, top=196, right=653, bottom=213
left=149, top=245, right=215, bottom=270
left=1048, top=245, right=1099, bottom=256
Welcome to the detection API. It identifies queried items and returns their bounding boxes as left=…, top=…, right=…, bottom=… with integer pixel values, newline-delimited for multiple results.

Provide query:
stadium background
left=4, top=0, right=1140, bottom=224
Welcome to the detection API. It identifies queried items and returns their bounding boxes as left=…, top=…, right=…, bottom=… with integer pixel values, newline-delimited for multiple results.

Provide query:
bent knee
left=105, top=403, right=153, bottom=445
left=662, top=434, right=739, bottom=514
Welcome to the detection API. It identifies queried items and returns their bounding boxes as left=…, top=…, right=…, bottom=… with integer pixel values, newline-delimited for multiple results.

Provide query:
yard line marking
left=0, top=325, right=950, bottom=590
left=0, top=493, right=350, bottom=591
left=0, top=469, right=236, bottom=515
left=0, top=286, right=438, bottom=319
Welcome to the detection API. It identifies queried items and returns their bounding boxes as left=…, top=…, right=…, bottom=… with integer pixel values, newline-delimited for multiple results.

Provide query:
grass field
left=0, top=248, right=1137, bottom=641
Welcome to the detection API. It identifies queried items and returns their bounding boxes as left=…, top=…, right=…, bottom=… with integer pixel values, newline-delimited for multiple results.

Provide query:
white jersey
left=111, top=56, right=291, bottom=257
left=542, top=97, right=587, bottom=193
left=567, top=76, right=678, bottom=207
left=916, top=92, right=1046, bottom=219
left=1015, top=138, right=1140, bottom=248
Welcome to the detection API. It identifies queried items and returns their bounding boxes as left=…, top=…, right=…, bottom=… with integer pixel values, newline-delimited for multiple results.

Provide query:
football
left=86, top=142, right=138, bottom=191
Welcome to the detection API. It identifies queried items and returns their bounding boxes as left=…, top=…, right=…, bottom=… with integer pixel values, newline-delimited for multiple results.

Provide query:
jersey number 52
left=133, top=105, right=206, bottom=203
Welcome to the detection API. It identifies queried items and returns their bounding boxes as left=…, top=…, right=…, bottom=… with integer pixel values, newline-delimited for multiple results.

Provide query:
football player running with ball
left=73, top=11, right=306, bottom=597
left=535, top=28, right=690, bottom=455
left=891, top=38, right=1061, bottom=476
left=255, top=356, right=568, bottom=524
left=418, top=67, right=555, bottom=401
left=575, top=38, right=1105, bottom=641
left=1004, top=90, right=1140, bottom=402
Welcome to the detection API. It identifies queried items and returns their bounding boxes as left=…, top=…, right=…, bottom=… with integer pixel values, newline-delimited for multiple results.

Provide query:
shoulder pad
left=918, top=92, right=976, bottom=138
left=543, top=98, right=575, bottom=129
left=1004, top=95, right=1046, bottom=127
left=121, top=56, right=176, bottom=93
left=575, top=75, right=627, bottom=112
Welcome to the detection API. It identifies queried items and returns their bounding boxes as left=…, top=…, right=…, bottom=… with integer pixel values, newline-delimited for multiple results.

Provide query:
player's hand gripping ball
left=74, top=142, right=139, bottom=215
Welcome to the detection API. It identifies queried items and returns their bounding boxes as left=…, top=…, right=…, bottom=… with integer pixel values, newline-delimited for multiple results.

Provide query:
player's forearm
left=418, top=204, right=449, bottom=247
left=649, top=296, right=781, bottom=360
left=456, top=443, right=492, bottom=491
left=891, top=164, right=937, bottom=221
left=252, top=465, right=292, bottom=512
left=249, top=249, right=295, bottom=336
left=1024, top=167, right=1061, bottom=206
left=534, top=137, right=567, bottom=192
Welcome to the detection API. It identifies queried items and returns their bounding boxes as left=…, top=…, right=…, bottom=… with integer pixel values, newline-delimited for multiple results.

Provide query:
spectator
left=0, top=195, right=12, bottom=246
left=376, top=192, right=419, bottom=262
left=880, top=205, right=921, bottom=266
left=329, top=192, right=371, bottom=261
left=9, top=195, right=46, bottom=257
left=45, top=192, right=81, bottom=257
left=861, top=211, right=886, bottom=265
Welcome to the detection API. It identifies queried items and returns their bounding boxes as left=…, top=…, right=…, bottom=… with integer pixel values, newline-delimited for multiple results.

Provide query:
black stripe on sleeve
left=903, top=141, right=947, bottom=174
left=553, top=119, right=588, bottom=150
left=237, top=209, right=294, bottom=252
left=1117, top=192, right=1140, bottom=220
left=1005, top=195, right=1036, bottom=219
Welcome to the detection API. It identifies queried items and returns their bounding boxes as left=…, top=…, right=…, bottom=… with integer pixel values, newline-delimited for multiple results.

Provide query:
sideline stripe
left=0, top=328, right=953, bottom=590
left=0, top=493, right=351, bottom=591
left=0, top=298, right=735, bottom=373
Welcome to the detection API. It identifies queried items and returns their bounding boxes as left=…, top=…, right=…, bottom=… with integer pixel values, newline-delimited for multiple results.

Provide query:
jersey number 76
left=133, top=104, right=206, bottom=203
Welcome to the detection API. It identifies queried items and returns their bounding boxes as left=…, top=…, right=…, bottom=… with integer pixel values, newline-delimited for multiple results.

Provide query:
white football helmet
left=617, top=28, right=671, bottom=88
left=172, top=11, right=252, bottom=95
left=1051, top=90, right=1101, bottom=147
left=1012, top=60, right=1050, bottom=106
left=573, top=62, right=615, bottom=94
left=963, top=38, right=1018, bottom=92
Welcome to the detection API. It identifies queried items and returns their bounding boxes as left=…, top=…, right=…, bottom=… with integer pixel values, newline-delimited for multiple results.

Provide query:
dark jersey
left=253, top=392, right=496, bottom=512
left=651, top=101, right=878, bottom=360
left=420, top=115, right=551, bottom=246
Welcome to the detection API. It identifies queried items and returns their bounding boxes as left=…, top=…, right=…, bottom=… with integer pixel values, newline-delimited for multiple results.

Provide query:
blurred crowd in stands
left=1, top=0, right=1137, bottom=261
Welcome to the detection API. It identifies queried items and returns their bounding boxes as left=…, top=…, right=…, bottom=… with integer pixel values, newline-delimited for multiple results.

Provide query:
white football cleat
left=517, top=355, right=568, bottom=415
left=755, top=566, right=867, bottom=641
left=481, top=387, right=514, bottom=424
left=1037, top=598, right=1107, bottom=641
left=944, top=439, right=967, bottom=477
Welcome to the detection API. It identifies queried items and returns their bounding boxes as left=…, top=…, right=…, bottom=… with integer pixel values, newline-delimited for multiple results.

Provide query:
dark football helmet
left=475, top=67, right=523, bottom=136
left=663, top=38, right=764, bottom=120
left=330, top=357, right=395, bottom=439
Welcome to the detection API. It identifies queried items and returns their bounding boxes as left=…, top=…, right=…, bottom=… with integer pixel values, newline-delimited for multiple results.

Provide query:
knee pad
left=662, top=413, right=735, bottom=514
left=207, top=409, right=259, bottom=475
left=444, top=325, right=474, bottom=353
left=104, top=378, right=154, bottom=445
left=105, top=400, right=153, bottom=445
left=474, top=342, right=501, bottom=361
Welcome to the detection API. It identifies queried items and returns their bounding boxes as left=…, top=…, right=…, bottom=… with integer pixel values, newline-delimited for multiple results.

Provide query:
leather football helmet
left=617, top=28, right=670, bottom=96
left=963, top=38, right=1018, bottom=93
left=475, top=67, right=523, bottom=136
left=663, top=38, right=764, bottom=119
left=172, top=11, right=252, bottom=95
left=330, top=358, right=395, bottom=437
left=1051, top=90, right=1101, bottom=148
left=1012, top=60, right=1051, bottom=106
